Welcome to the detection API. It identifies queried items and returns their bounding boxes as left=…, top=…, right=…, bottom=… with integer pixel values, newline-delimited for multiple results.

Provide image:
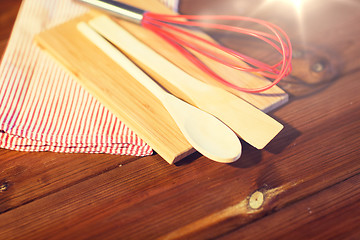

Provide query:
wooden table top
left=1, top=0, right=359, bottom=239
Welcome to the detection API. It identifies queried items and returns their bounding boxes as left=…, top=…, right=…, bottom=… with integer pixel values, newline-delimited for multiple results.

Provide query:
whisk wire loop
left=77, top=0, right=292, bottom=92
left=142, top=12, right=292, bottom=93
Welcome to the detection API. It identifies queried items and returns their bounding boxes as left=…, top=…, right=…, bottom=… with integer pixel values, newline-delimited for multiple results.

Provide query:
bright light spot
left=290, top=0, right=303, bottom=8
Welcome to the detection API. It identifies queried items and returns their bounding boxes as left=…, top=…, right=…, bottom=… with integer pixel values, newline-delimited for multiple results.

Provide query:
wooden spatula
left=87, top=15, right=283, bottom=149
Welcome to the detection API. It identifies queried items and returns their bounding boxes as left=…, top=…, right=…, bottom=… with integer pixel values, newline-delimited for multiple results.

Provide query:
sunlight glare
left=290, top=0, right=303, bottom=9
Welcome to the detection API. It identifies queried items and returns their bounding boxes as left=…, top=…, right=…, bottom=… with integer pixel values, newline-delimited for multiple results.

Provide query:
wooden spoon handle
left=77, top=22, right=168, bottom=103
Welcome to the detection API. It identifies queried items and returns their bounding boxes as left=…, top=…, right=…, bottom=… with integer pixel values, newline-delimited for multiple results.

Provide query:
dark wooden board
left=218, top=174, right=360, bottom=240
left=1, top=0, right=360, bottom=239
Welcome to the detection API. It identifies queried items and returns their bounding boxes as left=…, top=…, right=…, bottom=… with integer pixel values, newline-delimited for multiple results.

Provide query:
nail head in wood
left=249, top=191, right=264, bottom=210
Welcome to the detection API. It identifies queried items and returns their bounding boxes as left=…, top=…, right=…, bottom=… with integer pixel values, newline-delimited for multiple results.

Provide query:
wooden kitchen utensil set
left=35, top=0, right=290, bottom=164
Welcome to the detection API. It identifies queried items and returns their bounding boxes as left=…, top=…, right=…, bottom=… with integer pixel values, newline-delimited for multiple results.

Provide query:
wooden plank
left=217, top=174, right=360, bottom=240
left=0, top=126, right=359, bottom=240
left=0, top=149, right=140, bottom=214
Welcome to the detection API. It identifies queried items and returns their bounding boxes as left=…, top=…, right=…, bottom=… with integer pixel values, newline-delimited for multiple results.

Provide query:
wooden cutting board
left=35, top=0, right=288, bottom=163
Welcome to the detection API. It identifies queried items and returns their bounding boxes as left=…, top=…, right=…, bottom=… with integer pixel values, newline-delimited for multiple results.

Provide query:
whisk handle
left=77, top=0, right=145, bottom=24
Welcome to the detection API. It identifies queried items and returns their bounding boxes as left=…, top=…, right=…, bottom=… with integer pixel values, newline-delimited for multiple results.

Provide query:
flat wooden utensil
left=88, top=15, right=283, bottom=150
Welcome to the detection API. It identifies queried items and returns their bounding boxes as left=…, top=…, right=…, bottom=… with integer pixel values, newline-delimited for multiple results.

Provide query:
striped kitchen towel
left=0, top=0, right=178, bottom=156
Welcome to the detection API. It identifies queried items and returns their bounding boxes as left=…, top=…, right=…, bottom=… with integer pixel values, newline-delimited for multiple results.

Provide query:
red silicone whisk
left=78, top=0, right=292, bottom=93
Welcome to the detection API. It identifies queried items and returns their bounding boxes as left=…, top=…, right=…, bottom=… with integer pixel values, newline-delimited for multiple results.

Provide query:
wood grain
left=1, top=0, right=360, bottom=239
left=0, top=150, right=139, bottom=214
left=218, top=174, right=360, bottom=240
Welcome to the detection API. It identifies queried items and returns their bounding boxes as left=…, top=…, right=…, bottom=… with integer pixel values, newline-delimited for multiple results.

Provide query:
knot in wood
left=249, top=191, right=264, bottom=210
left=311, top=62, right=325, bottom=72
left=0, top=182, right=9, bottom=192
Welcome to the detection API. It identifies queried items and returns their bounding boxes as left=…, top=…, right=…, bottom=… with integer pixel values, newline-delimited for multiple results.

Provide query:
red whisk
left=78, top=0, right=292, bottom=93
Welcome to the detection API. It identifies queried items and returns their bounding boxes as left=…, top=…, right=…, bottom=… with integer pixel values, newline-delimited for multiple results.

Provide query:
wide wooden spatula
left=88, top=16, right=284, bottom=149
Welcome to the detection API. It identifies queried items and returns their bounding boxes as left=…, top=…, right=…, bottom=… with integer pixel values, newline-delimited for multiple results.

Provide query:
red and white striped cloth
left=0, top=0, right=178, bottom=155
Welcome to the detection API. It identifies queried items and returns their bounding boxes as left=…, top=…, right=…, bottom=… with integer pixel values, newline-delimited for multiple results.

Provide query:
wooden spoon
left=87, top=16, right=284, bottom=150
left=77, top=22, right=242, bottom=163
